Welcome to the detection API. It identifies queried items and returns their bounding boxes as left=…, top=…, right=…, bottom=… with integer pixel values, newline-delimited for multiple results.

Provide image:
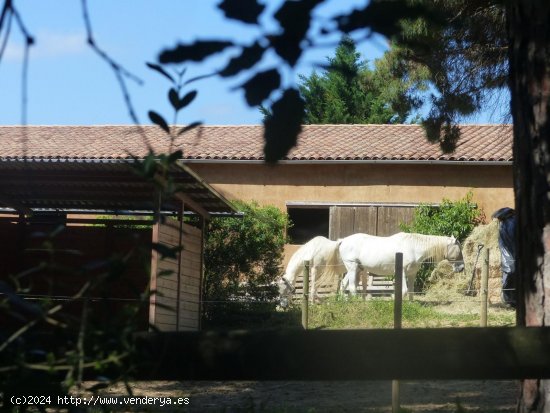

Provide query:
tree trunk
left=507, top=2, right=550, bottom=412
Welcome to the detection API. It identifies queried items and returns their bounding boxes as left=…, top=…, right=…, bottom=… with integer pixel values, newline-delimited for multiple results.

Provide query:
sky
left=0, top=0, right=508, bottom=126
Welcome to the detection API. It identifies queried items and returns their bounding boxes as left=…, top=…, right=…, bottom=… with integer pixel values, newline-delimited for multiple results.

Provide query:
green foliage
left=391, top=1, right=508, bottom=150
left=158, top=0, right=503, bottom=159
left=203, top=200, right=289, bottom=322
left=400, top=191, right=483, bottom=243
left=298, top=36, right=424, bottom=124
left=93, top=215, right=153, bottom=229
left=400, top=191, right=484, bottom=291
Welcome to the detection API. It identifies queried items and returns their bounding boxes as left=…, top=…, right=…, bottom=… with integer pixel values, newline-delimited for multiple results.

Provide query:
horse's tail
left=315, top=239, right=345, bottom=290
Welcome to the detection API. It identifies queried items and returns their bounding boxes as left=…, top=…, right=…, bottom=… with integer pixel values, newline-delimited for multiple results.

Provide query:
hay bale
left=424, top=260, right=471, bottom=302
left=424, top=220, right=504, bottom=304
left=462, top=219, right=503, bottom=303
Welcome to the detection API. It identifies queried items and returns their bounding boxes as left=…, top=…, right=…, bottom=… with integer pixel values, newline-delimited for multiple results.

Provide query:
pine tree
left=298, top=36, right=423, bottom=124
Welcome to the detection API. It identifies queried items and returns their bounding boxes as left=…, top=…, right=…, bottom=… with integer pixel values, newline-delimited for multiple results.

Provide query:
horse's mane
left=397, top=232, right=449, bottom=262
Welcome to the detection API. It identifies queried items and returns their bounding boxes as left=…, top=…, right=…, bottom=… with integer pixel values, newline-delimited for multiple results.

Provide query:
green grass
left=304, top=296, right=516, bottom=330
left=203, top=293, right=516, bottom=331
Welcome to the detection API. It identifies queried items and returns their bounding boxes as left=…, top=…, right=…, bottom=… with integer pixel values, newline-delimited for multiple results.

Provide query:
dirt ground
left=88, top=380, right=519, bottom=412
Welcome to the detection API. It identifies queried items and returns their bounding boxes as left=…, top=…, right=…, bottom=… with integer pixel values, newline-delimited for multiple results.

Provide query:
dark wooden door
left=329, top=205, right=415, bottom=240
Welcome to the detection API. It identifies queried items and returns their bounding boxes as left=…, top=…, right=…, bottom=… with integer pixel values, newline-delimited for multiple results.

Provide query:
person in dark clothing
left=492, top=207, right=516, bottom=307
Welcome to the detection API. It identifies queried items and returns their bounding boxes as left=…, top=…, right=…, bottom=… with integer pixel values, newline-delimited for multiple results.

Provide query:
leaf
left=169, top=89, right=197, bottom=111
left=263, top=88, right=305, bottom=163
left=151, top=243, right=182, bottom=259
left=158, top=269, right=174, bottom=277
left=148, top=111, right=170, bottom=133
left=219, top=42, right=266, bottom=77
left=146, top=62, right=175, bottom=83
left=159, top=40, right=234, bottom=64
left=336, top=1, right=431, bottom=38
left=271, top=0, right=323, bottom=66
left=138, top=153, right=158, bottom=178
left=184, top=72, right=217, bottom=85
left=178, top=121, right=203, bottom=136
left=167, top=150, right=183, bottom=164
left=178, top=90, right=198, bottom=109
left=218, top=0, right=265, bottom=25
left=239, top=69, right=281, bottom=106
left=168, top=88, right=180, bottom=110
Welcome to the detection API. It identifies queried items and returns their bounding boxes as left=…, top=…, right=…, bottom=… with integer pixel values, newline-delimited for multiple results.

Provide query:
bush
left=400, top=191, right=484, bottom=242
left=203, top=200, right=289, bottom=324
left=400, top=191, right=485, bottom=290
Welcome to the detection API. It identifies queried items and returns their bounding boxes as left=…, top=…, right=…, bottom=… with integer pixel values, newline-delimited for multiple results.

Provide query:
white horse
left=278, top=236, right=345, bottom=307
left=339, top=232, right=464, bottom=298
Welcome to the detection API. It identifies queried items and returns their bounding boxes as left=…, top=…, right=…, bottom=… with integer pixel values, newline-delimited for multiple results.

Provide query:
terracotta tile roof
left=0, top=124, right=513, bottom=163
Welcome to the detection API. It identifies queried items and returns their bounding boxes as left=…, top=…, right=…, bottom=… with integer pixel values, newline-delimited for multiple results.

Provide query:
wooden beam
left=133, top=327, right=550, bottom=380
left=149, top=189, right=163, bottom=330
left=173, top=192, right=210, bottom=220
left=0, top=198, right=32, bottom=214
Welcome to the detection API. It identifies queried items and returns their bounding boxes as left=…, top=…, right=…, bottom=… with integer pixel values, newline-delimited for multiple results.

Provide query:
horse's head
left=277, top=276, right=295, bottom=308
left=446, top=236, right=465, bottom=272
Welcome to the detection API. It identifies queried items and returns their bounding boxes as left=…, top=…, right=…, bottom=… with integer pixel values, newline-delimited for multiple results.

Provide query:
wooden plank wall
left=329, top=205, right=415, bottom=239
left=152, top=219, right=180, bottom=332
left=0, top=221, right=151, bottom=330
left=179, top=223, right=202, bottom=331
left=151, top=218, right=203, bottom=332
left=376, top=206, right=415, bottom=236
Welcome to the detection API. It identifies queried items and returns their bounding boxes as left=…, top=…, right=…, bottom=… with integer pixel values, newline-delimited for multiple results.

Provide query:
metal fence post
left=392, top=252, right=403, bottom=413
left=481, top=248, right=489, bottom=327
left=302, top=260, right=310, bottom=330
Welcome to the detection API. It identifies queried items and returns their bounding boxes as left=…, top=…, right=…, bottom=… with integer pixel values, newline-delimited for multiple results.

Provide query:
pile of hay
left=424, top=219, right=503, bottom=304
left=423, top=260, right=471, bottom=303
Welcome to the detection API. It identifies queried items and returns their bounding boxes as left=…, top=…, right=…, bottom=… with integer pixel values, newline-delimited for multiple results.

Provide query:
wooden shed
left=0, top=126, right=237, bottom=331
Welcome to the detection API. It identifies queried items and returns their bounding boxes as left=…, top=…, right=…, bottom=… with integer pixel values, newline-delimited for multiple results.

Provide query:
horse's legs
left=400, top=269, right=409, bottom=299
left=339, top=272, right=348, bottom=295
left=346, top=263, right=360, bottom=296
left=366, top=273, right=374, bottom=299
left=309, top=265, right=317, bottom=303
left=406, top=272, right=415, bottom=301
left=359, top=271, right=370, bottom=299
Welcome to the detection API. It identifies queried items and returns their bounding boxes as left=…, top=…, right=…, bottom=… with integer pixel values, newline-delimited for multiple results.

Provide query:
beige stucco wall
left=190, top=161, right=513, bottom=270
left=189, top=162, right=514, bottom=217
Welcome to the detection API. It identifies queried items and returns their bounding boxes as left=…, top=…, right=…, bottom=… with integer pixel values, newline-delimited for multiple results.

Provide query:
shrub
left=400, top=191, right=484, bottom=243
left=203, top=200, right=289, bottom=324
left=400, top=191, right=485, bottom=291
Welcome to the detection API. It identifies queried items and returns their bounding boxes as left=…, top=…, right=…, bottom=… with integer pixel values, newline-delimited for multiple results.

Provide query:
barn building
left=181, top=124, right=514, bottom=258
left=0, top=124, right=513, bottom=318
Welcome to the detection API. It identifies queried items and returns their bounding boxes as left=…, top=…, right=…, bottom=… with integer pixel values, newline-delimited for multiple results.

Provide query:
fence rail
left=133, top=326, right=550, bottom=381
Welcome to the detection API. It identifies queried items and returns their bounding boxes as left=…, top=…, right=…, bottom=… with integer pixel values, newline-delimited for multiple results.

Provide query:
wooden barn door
left=329, top=206, right=378, bottom=240
left=329, top=205, right=415, bottom=239
left=149, top=214, right=204, bottom=332
left=376, top=206, right=415, bottom=236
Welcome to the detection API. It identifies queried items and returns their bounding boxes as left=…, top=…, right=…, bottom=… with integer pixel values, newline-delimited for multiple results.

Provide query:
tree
left=507, top=3, right=550, bottom=411
left=388, top=0, right=509, bottom=151
left=298, top=36, right=423, bottom=124
left=202, top=200, right=289, bottom=322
